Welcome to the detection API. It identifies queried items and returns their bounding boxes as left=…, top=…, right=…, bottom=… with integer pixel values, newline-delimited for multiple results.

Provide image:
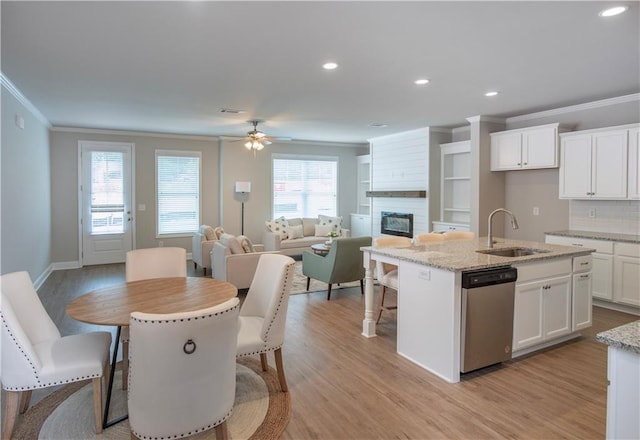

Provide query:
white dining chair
left=0, top=271, right=112, bottom=438
left=128, top=297, right=240, bottom=440
left=414, top=232, right=446, bottom=244
left=121, top=247, right=187, bottom=389
left=374, top=236, right=413, bottom=323
left=443, top=231, right=475, bottom=240
left=236, top=254, right=296, bottom=392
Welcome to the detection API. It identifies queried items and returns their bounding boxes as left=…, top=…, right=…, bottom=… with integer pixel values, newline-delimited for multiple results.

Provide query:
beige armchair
left=212, top=241, right=280, bottom=290
left=192, top=225, right=224, bottom=275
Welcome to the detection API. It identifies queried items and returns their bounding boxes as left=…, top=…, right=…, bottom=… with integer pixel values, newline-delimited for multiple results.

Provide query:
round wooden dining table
left=67, top=277, right=237, bottom=326
left=66, top=276, right=238, bottom=428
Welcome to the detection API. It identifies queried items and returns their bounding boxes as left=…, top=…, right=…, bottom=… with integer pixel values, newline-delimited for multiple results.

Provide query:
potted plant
left=326, top=230, right=339, bottom=244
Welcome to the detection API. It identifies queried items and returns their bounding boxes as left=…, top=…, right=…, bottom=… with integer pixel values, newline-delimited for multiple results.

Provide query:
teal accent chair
left=302, top=236, right=372, bottom=300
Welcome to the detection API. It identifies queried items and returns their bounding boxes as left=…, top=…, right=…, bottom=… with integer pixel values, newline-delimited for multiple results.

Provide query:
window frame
left=271, top=153, right=340, bottom=219
left=155, top=149, right=202, bottom=238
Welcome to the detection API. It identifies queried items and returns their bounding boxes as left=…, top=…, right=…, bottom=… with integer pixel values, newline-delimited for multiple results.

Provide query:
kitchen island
left=596, top=320, right=640, bottom=440
left=361, top=237, right=594, bottom=383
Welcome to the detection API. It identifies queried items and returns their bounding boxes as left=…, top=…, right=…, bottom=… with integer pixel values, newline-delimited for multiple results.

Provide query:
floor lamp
left=234, top=182, right=251, bottom=235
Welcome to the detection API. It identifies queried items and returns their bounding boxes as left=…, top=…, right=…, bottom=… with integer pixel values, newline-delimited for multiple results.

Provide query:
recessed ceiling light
left=484, top=91, right=499, bottom=97
left=369, top=123, right=388, bottom=128
left=414, top=79, right=430, bottom=85
left=323, top=62, right=338, bottom=70
left=599, top=6, right=628, bottom=17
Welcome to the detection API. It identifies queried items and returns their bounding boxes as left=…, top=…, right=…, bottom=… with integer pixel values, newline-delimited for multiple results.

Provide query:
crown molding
left=1, top=72, right=51, bottom=127
left=51, top=126, right=219, bottom=141
left=507, top=93, right=640, bottom=124
left=466, top=115, right=506, bottom=124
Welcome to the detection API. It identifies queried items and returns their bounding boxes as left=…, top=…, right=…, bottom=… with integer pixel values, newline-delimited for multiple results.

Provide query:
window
left=90, top=151, right=125, bottom=235
left=156, top=150, right=201, bottom=236
left=272, top=154, right=338, bottom=218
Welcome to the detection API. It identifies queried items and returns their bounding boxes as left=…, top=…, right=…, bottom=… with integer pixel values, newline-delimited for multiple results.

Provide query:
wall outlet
left=588, top=209, right=596, bottom=218
left=533, top=207, right=540, bottom=216
left=158, top=241, right=164, bottom=247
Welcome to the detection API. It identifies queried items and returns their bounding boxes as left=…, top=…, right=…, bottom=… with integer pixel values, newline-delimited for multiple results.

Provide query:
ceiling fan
left=242, top=120, right=273, bottom=156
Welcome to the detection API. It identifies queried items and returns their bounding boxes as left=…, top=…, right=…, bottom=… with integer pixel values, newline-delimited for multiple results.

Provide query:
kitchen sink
left=476, top=247, right=551, bottom=257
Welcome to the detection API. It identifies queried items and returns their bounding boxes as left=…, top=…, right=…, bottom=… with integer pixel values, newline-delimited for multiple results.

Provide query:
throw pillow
left=302, top=218, right=317, bottom=237
left=220, top=233, right=245, bottom=254
left=265, top=216, right=289, bottom=240
left=213, top=226, right=225, bottom=240
left=288, top=224, right=304, bottom=239
left=202, top=226, right=216, bottom=241
left=237, top=235, right=255, bottom=253
left=318, top=214, right=342, bottom=235
left=314, top=224, right=334, bottom=237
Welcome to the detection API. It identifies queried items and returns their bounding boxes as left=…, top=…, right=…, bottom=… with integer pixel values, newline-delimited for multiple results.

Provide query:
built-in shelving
left=438, top=141, right=471, bottom=228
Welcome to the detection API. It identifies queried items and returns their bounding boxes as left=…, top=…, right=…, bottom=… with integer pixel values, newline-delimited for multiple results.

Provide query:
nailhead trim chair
left=236, top=254, right=296, bottom=392
left=1, top=271, right=111, bottom=438
left=443, top=230, right=475, bottom=240
left=121, top=247, right=187, bottom=390
left=374, top=236, right=413, bottom=323
left=128, top=298, right=240, bottom=440
left=414, top=232, right=446, bottom=244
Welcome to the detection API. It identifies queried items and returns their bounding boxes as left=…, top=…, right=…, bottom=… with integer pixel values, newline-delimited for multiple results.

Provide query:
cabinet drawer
left=515, top=258, right=572, bottom=284
left=573, top=255, right=592, bottom=273
left=545, top=235, right=614, bottom=254
left=615, top=242, right=640, bottom=258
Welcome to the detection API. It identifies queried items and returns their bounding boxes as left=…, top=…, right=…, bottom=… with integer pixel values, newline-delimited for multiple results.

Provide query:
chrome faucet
left=487, top=208, right=520, bottom=247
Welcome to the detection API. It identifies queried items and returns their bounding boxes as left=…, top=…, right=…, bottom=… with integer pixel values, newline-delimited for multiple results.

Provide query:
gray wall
left=49, top=130, right=366, bottom=265
left=1, top=85, right=51, bottom=282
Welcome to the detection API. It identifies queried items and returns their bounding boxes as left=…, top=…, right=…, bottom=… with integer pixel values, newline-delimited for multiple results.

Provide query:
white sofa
left=212, top=238, right=280, bottom=290
left=262, top=217, right=350, bottom=257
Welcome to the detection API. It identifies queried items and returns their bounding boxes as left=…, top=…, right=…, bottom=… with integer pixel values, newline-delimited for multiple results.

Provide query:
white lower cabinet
left=613, top=242, right=640, bottom=307
left=546, top=235, right=640, bottom=310
left=513, top=259, right=573, bottom=352
left=573, top=271, right=593, bottom=331
left=514, top=275, right=572, bottom=351
left=606, top=346, right=640, bottom=440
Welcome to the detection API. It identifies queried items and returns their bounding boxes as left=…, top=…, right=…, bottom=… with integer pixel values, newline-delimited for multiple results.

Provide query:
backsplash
left=570, top=200, right=640, bottom=235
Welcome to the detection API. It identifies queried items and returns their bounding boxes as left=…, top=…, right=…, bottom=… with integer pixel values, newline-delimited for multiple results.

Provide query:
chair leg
left=2, top=390, right=20, bottom=440
left=122, top=338, right=129, bottom=390
left=274, top=347, right=289, bottom=392
left=376, top=286, right=387, bottom=324
left=19, top=390, right=32, bottom=414
left=306, top=277, right=311, bottom=291
left=193, top=261, right=197, bottom=270
left=203, top=267, right=207, bottom=276
left=360, top=279, right=364, bottom=295
left=260, top=353, right=268, bottom=371
left=214, top=420, right=229, bottom=440
left=92, top=377, right=103, bottom=434
left=327, top=284, right=332, bottom=300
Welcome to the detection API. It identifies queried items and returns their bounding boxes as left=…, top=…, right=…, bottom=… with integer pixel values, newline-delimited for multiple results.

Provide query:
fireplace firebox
left=381, top=211, right=413, bottom=238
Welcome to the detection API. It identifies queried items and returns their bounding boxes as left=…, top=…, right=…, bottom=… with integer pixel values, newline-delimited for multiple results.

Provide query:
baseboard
left=593, top=300, right=640, bottom=316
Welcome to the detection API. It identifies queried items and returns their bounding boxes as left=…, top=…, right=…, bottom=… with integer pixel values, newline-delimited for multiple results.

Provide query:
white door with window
left=80, top=141, right=134, bottom=265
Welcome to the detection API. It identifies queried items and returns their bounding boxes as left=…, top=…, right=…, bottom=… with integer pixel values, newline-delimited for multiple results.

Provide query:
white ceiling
left=2, top=1, right=639, bottom=143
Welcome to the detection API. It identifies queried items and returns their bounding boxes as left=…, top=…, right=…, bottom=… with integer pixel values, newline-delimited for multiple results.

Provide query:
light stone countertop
left=362, top=237, right=594, bottom=272
left=545, top=230, right=640, bottom=244
left=596, top=321, right=640, bottom=354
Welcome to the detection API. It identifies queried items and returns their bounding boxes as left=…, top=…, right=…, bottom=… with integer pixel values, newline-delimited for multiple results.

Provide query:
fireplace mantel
left=366, top=190, right=427, bottom=198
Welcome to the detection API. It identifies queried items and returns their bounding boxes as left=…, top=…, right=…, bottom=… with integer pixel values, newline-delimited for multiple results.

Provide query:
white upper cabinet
left=559, top=125, right=634, bottom=200
left=490, top=123, right=563, bottom=171
left=628, top=127, right=640, bottom=199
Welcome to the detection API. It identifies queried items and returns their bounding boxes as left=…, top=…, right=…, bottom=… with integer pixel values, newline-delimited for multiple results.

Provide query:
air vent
left=220, top=108, right=246, bottom=114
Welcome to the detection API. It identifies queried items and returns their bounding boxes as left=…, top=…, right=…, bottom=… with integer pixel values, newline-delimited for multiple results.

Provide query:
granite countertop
left=546, top=230, right=640, bottom=244
left=362, top=237, right=594, bottom=272
left=596, top=321, right=640, bottom=354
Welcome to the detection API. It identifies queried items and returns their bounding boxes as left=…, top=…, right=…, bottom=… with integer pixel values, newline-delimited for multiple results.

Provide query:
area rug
left=289, top=260, right=366, bottom=295
left=12, top=357, right=290, bottom=440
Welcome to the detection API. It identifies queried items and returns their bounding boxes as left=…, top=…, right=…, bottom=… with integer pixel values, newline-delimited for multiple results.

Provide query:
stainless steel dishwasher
left=460, top=266, right=517, bottom=373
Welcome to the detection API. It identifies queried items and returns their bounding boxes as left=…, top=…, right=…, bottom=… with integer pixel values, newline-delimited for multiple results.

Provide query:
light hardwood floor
left=12, top=263, right=639, bottom=439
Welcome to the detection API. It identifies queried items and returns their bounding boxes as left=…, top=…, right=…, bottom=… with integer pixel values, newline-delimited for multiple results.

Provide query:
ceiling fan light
left=256, top=143, right=265, bottom=151
left=244, top=141, right=253, bottom=150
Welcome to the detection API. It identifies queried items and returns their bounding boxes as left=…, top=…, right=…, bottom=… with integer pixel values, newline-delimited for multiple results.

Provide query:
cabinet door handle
left=579, top=274, right=590, bottom=279
left=580, top=262, right=589, bottom=265
left=523, top=162, right=528, bottom=165
left=517, top=162, right=521, bottom=166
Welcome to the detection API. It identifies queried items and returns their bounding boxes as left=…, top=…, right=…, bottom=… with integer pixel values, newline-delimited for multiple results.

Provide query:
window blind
left=156, top=150, right=201, bottom=236
left=272, top=156, right=338, bottom=219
